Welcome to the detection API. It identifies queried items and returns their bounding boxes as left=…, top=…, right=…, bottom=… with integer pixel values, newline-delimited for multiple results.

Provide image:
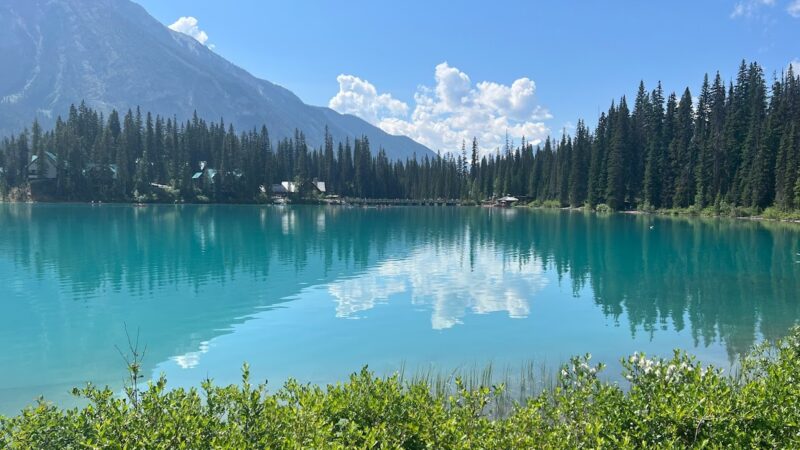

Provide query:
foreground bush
left=2, top=329, right=800, bottom=449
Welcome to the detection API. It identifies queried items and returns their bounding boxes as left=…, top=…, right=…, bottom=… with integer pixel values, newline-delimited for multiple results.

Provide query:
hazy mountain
left=0, top=0, right=432, bottom=159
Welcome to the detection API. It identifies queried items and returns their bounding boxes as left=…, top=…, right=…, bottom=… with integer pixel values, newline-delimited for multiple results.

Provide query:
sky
left=136, top=0, right=800, bottom=153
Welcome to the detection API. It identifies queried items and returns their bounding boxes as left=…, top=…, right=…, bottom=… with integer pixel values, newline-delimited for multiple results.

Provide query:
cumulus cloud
left=169, top=16, right=210, bottom=46
left=329, top=62, right=552, bottom=155
left=788, top=0, right=800, bottom=17
left=730, top=0, right=775, bottom=18
left=329, top=75, right=409, bottom=124
left=790, top=59, right=800, bottom=73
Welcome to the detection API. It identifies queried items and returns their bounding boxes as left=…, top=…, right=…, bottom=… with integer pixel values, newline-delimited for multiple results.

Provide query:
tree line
left=471, top=60, right=800, bottom=211
left=1, top=60, right=798, bottom=209
left=0, top=103, right=468, bottom=201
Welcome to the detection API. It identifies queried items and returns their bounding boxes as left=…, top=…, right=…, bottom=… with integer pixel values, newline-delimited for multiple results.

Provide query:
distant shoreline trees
left=1, top=60, right=798, bottom=210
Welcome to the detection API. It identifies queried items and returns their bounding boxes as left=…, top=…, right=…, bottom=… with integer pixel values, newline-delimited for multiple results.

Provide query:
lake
left=1, top=204, right=799, bottom=415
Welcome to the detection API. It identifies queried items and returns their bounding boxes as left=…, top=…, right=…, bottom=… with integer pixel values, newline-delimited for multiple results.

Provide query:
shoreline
left=4, top=198, right=800, bottom=225
left=0, top=198, right=475, bottom=207
left=519, top=203, right=800, bottom=225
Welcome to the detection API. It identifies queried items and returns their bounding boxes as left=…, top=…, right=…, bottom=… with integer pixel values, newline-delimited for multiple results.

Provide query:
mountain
left=0, top=0, right=433, bottom=159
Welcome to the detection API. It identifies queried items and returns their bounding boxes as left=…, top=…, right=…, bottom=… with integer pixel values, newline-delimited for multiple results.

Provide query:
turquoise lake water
left=1, top=204, right=799, bottom=415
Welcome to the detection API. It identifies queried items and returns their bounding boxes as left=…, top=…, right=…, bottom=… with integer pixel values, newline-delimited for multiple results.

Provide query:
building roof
left=271, top=180, right=327, bottom=194
left=498, top=196, right=519, bottom=202
left=271, top=184, right=288, bottom=194
left=192, top=166, right=218, bottom=182
left=84, top=163, right=119, bottom=178
left=30, top=151, right=58, bottom=165
left=281, top=181, right=300, bottom=193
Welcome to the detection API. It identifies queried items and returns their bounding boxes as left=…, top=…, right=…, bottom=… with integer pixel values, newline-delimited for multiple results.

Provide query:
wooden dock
left=339, top=198, right=465, bottom=206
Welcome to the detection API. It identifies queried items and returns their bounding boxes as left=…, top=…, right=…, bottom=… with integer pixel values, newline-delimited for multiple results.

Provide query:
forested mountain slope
left=0, top=0, right=432, bottom=159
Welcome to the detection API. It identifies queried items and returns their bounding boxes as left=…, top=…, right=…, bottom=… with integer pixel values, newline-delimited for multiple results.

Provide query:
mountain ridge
left=0, top=0, right=433, bottom=159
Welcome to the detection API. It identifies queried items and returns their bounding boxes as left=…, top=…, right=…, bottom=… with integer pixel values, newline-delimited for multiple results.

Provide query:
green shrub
left=730, top=205, right=759, bottom=218
left=3, top=328, right=800, bottom=448
left=760, top=207, right=800, bottom=221
left=639, top=202, right=656, bottom=213
left=715, top=200, right=734, bottom=217
left=762, top=207, right=782, bottom=220
left=527, top=200, right=563, bottom=209
left=700, top=205, right=720, bottom=217
left=595, top=203, right=612, bottom=214
left=541, top=199, right=562, bottom=209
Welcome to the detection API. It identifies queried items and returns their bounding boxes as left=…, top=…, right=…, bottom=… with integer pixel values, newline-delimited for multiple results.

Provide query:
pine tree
left=470, top=137, right=479, bottom=179
left=460, top=140, right=468, bottom=177
left=569, top=120, right=590, bottom=206
left=630, top=81, right=651, bottom=205
left=670, top=89, right=694, bottom=208
left=708, top=73, right=727, bottom=205
left=606, top=98, right=630, bottom=210
left=557, top=132, right=572, bottom=206
left=31, top=120, right=43, bottom=183
left=776, top=123, right=796, bottom=209
left=751, top=76, right=784, bottom=208
left=587, top=112, right=609, bottom=207
left=694, top=75, right=713, bottom=208
left=643, top=83, right=665, bottom=208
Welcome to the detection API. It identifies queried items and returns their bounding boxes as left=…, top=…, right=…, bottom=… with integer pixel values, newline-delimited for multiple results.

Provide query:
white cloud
left=730, top=0, right=775, bottom=18
left=730, top=2, right=746, bottom=17
left=329, top=62, right=552, bottom=155
left=788, top=0, right=800, bottom=17
left=169, top=16, right=210, bottom=46
left=434, top=63, right=471, bottom=109
left=329, top=75, right=409, bottom=124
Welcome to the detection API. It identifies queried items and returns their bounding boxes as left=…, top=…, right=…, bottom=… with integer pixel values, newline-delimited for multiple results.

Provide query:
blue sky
left=137, top=0, right=800, bottom=152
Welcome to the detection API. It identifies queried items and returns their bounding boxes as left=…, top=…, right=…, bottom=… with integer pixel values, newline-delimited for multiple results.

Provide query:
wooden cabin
left=27, top=152, right=58, bottom=180
left=192, top=161, right=218, bottom=187
left=496, top=196, right=519, bottom=207
left=271, top=180, right=326, bottom=197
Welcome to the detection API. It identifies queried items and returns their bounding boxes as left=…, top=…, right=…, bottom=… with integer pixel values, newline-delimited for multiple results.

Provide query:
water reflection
left=0, top=204, right=799, bottom=414
left=329, top=241, right=547, bottom=329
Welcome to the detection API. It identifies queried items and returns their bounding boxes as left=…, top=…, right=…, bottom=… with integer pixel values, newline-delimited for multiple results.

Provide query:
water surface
left=1, top=204, right=799, bottom=415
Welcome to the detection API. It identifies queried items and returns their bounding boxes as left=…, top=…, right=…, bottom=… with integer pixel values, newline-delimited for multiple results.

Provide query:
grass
left=401, top=360, right=556, bottom=419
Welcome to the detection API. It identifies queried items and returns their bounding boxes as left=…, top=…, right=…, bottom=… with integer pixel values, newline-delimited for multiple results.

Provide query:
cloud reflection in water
left=329, top=240, right=548, bottom=329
